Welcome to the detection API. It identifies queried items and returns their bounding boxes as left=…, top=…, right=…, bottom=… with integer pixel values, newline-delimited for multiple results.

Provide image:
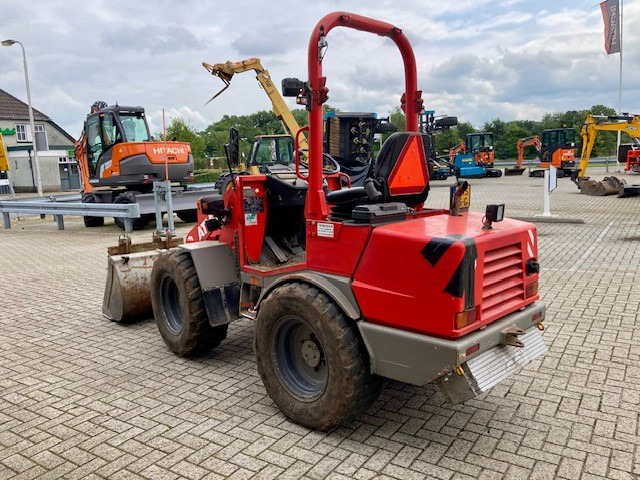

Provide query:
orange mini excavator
left=505, top=135, right=541, bottom=176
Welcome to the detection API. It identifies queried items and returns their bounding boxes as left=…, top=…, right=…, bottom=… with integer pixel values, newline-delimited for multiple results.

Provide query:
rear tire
left=150, top=249, right=228, bottom=356
left=176, top=209, right=198, bottom=223
left=254, top=283, right=381, bottom=430
left=113, top=191, right=150, bottom=230
left=81, top=193, right=104, bottom=227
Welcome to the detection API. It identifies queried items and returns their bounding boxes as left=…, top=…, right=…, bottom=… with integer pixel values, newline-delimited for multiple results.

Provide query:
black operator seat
left=326, top=132, right=432, bottom=212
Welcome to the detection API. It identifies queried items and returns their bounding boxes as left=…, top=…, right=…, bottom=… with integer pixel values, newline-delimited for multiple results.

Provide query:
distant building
left=0, top=88, right=79, bottom=192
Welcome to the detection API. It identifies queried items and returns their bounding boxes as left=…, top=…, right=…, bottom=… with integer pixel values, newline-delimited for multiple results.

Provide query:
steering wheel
left=300, top=152, right=341, bottom=175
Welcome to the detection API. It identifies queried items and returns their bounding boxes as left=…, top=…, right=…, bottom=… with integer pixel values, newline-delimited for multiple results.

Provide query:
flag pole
left=616, top=0, right=623, bottom=167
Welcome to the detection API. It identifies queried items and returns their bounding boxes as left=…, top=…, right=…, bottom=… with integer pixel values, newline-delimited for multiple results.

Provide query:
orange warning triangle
left=388, top=135, right=428, bottom=195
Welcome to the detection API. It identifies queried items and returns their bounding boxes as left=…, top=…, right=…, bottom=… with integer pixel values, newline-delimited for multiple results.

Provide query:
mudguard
left=179, top=241, right=240, bottom=326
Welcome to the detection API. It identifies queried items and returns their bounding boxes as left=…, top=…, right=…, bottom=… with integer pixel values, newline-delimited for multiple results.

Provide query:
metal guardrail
left=0, top=201, right=141, bottom=233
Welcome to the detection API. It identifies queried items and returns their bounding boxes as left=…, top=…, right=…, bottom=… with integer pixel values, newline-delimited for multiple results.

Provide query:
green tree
left=389, top=106, right=406, bottom=132
left=162, top=118, right=206, bottom=168
left=433, top=122, right=475, bottom=156
left=495, top=123, right=530, bottom=159
left=291, top=108, right=308, bottom=128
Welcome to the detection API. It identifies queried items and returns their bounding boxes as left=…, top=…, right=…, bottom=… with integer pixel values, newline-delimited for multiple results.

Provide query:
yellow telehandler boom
left=202, top=58, right=308, bottom=151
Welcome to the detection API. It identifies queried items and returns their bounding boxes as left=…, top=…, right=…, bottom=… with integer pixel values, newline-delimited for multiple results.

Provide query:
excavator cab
left=540, top=127, right=575, bottom=174
left=250, top=135, right=295, bottom=168
left=466, top=132, right=494, bottom=167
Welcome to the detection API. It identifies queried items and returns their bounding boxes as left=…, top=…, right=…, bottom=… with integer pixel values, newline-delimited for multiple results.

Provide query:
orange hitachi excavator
left=75, top=102, right=195, bottom=228
left=505, top=135, right=541, bottom=176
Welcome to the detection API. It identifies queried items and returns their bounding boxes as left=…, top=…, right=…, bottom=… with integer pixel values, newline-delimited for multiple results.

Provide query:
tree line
left=163, top=104, right=627, bottom=169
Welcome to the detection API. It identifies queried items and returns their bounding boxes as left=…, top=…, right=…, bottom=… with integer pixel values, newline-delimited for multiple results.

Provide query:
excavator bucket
left=578, top=176, right=625, bottom=196
left=618, top=184, right=640, bottom=197
left=504, top=167, right=526, bottom=176
left=102, top=234, right=182, bottom=322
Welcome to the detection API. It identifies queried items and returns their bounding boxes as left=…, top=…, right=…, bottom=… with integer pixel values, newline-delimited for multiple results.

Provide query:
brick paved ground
left=1, top=167, right=639, bottom=479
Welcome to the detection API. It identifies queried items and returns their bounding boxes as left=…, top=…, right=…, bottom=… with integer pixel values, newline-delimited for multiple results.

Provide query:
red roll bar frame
left=305, top=12, right=422, bottom=220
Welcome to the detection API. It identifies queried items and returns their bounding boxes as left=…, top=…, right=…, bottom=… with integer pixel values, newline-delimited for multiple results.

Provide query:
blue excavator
left=448, top=132, right=502, bottom=178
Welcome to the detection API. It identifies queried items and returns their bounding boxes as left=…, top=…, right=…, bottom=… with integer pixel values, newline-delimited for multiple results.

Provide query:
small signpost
left=449, top=181, right=470, bottom=216
left=536, top=166, right=558, bottom=218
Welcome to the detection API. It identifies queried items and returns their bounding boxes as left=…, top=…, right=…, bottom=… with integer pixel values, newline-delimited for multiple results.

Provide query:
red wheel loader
left=108, top=12, right=547, bottom=430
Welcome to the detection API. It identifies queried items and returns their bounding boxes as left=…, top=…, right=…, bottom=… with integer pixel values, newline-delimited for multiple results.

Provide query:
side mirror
left=282, top=78, right=305, bottom=97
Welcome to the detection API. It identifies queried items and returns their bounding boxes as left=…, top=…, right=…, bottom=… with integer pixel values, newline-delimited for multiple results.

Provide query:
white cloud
left=0, top=0, right=636, bottom=136
left=147, top=106, right=208, bottom=135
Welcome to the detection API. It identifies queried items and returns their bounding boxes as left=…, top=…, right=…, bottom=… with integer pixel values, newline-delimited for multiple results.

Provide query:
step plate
left=466, top=326, right=547, bottom=393
left=437, top=326, right=547, bottom=404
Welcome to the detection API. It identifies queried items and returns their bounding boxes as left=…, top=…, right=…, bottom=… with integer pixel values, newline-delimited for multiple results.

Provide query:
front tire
left=150, top=250, right=228, bottom=356
left=177, top=209, right=198, bottom=223
left=254, top=283, right=381, bottom=430
left=81, top=192, right=104, bottom=227
left=113, top=191, right=150, bottom=230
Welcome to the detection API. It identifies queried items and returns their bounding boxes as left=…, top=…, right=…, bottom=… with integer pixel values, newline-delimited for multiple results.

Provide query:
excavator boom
left=448, top=141, right=465, bottom=164
left=505, top=135, right=540, bottom=176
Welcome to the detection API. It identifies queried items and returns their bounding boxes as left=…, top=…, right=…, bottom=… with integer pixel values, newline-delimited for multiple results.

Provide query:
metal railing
left=0, top=201, right=141, bottom=232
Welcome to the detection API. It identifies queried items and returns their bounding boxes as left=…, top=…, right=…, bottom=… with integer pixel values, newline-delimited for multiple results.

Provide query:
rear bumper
left=358, top=302, right=545, bottom=388
left=114, top=153, right=194, bottom=184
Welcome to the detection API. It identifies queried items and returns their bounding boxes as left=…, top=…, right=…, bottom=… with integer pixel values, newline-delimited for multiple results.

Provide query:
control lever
left=364, top=178, right=382, bottom=201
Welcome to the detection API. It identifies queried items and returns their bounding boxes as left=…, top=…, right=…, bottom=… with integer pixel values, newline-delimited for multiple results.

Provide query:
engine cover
left=352, top=211, right=539, bottom=339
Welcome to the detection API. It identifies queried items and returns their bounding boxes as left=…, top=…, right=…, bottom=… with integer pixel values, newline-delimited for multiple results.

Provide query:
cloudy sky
left=1, top=1, right=636, bottom=139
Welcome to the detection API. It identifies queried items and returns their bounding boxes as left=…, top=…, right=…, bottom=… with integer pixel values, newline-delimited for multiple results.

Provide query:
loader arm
left=74, top=131, right=93, bottom=193
left=575, top=114, right=640, bottom=182
left=203, top=58, right=309, bottom=151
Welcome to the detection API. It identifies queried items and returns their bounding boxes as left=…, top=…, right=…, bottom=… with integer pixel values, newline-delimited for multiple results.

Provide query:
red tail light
left=454, top=308, right=477, bottom=330
left=466, top=344, right=480, bottom=356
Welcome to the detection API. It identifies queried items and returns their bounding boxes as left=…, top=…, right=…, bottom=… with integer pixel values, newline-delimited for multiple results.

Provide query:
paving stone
left=2, top=168, right=639, bottom=478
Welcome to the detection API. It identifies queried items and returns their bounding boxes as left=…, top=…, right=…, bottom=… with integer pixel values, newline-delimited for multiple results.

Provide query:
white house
left=0, top=88, right=78, bottom=192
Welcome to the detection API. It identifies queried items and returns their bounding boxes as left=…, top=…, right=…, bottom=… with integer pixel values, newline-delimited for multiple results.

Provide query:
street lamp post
left=2, top=39, right=42, bottom=196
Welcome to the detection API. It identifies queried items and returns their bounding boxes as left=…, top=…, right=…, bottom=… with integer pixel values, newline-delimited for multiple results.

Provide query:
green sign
left=0, top=128, right=15, bottom=136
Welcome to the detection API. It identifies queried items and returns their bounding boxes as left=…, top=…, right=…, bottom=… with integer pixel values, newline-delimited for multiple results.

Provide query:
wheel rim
left=160, top=274, right=184, bottom=334
left=271, top=315, right=327, bottom=402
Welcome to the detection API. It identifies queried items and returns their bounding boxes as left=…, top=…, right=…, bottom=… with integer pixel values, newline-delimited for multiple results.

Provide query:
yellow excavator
left=572, top=114, right=640, bottom=196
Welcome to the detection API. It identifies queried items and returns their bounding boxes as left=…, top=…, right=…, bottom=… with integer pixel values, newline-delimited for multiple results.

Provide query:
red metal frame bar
left=305, top=12, right=421, bottom=220
left=294, top=126, right=309, bottom=181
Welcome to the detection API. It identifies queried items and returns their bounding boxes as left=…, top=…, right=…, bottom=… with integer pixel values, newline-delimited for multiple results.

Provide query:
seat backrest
left=373, top=132, right=431, bottom=207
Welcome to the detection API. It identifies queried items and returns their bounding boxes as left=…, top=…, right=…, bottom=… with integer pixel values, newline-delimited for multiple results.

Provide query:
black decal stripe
left=421, top=237, right=456, bottom=266
left=443, top=235, right=477, bottom=310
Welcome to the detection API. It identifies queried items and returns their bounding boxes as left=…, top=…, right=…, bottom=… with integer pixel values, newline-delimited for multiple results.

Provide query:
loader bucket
left=102, top=250, right=162, bottom=322
left=504, top=167, right=525, bottom=176
left=579, top=176, right=625, bottom=196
